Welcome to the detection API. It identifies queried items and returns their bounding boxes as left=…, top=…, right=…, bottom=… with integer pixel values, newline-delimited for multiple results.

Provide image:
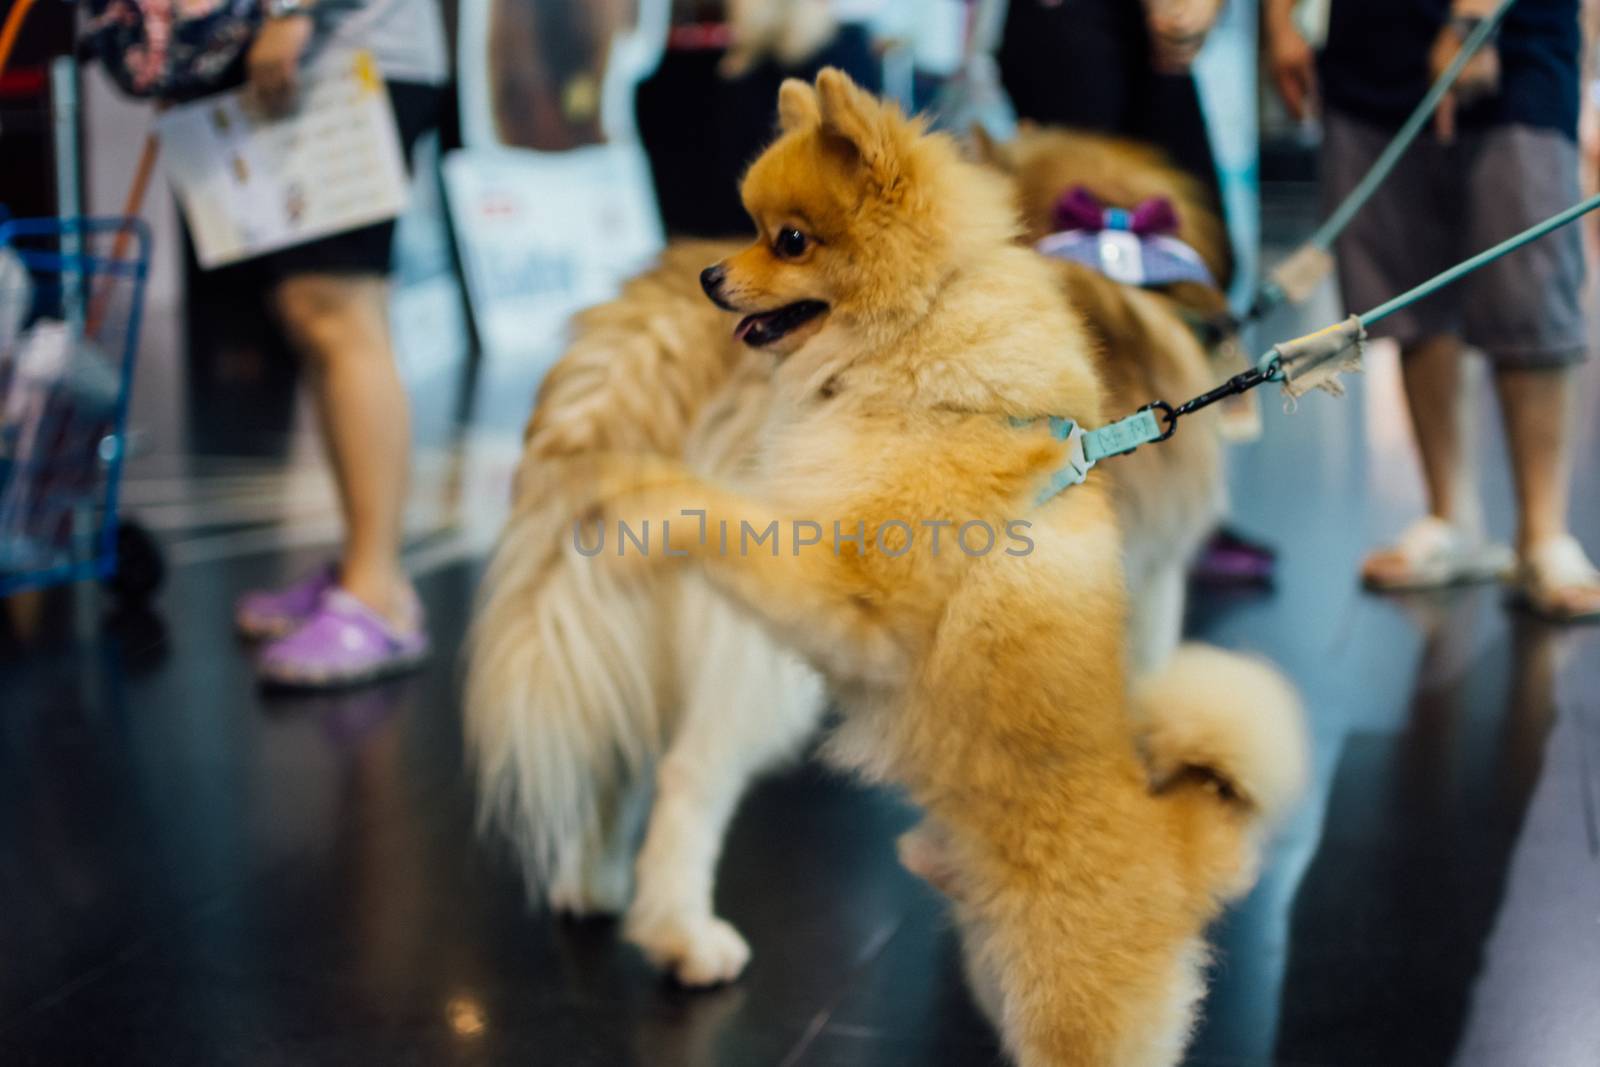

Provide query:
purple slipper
left=235, top=564, right=338, bottom=640
left=257, top=589, right=429, bottom=689
left=1191, top=527, right=1278, bottom=586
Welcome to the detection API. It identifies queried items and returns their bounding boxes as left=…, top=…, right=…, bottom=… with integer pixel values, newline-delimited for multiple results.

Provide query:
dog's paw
left=565, top=454, right=705, bottom=576
left=627, top=913, right=752, bottom=987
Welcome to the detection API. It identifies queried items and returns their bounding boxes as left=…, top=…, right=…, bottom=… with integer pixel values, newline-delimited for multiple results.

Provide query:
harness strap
left=1020, top=409, right=1169, bottom=505
left=1083, top=409, right=1168, bottom=463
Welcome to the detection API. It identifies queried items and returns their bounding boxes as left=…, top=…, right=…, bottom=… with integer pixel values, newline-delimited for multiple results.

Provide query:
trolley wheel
left=104, top=519, right=166, bottom=603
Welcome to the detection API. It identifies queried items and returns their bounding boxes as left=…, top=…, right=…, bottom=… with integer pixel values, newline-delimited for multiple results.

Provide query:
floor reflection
left=1274, top=601, right=1567, bottom=1067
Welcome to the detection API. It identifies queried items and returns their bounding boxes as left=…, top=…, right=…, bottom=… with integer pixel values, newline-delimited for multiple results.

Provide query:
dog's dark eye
left=775, top=228, right=809, bottom=258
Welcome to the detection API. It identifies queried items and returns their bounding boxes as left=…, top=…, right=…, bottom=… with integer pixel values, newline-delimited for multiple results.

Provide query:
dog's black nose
left=700, top=264, right=726, bottom=301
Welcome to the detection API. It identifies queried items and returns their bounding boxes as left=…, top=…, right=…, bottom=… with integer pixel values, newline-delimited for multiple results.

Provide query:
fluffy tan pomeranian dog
left=553, top=68, right=1307, bottom=1065
left=472, top=69, right=1308, bottom=1063
left=465, top=76, right=1264, bottom=1012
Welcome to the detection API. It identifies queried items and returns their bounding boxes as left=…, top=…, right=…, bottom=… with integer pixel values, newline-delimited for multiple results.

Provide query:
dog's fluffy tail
left=1134, top=643, right=1310, bottom=898
left=465, top=240, right=746, bottom=914
left=464, top=495, right=667, bottom=914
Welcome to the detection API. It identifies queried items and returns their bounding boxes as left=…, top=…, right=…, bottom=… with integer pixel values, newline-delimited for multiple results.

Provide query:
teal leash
left=1035, top=186, right=1600, bottom=501
left=1359, top=190, right=1600, bottom=328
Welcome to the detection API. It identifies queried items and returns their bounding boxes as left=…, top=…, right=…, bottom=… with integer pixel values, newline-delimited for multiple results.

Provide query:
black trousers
left=996, top=0, right=1224, bottom=216
left=636, top=24, right=881, bottom=239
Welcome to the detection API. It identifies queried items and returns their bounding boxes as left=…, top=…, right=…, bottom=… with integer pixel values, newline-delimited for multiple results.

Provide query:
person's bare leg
left=1495, top=366, right=1575, bottom=551
left=273, top=273, right=416, bottom=626
left=1363, top=334, right=1482, bottom=584
left=1494, top=365, right=1600, bottom=616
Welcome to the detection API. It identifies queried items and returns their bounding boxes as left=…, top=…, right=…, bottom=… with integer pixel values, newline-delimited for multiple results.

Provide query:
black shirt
left=1319, top=0, right=1582, bottom=139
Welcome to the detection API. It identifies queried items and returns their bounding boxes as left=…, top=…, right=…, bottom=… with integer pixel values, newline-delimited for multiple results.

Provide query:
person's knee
left=272, top=274, right=384, bottom=367
left=1492, top=362, right=1574, bottom=386
left=1399, top=334, right=1462, bottom=362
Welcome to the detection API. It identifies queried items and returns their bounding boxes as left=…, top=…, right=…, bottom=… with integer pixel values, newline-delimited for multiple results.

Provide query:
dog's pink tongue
left=735, top=314, right=762, bottom=341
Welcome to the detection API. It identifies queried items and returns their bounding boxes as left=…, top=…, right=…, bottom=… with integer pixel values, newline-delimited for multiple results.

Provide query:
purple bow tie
left=1052, top=187, right=1180, bottom=237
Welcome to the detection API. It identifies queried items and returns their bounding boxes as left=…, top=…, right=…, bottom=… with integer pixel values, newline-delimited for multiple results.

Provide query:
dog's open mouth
left=734, top=300, right=828, bottom=347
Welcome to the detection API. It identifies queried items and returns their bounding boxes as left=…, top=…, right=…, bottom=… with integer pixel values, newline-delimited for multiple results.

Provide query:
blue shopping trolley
left=0, top=214, right=162, bottom=599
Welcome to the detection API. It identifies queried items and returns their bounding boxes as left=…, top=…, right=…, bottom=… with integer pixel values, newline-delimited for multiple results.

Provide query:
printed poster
left=157, top=51, right=409, bottom=269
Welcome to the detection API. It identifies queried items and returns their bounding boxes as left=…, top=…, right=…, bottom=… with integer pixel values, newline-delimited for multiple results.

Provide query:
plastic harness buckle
left=1018, top=407, right=1172, bottom=505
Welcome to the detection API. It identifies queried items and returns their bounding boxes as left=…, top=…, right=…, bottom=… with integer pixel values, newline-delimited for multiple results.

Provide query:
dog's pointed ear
left=815, top=67, right=896, bottom=184
left=816, top=67, right=876, bottom=152
left=777, top=78, right=820, bottom=133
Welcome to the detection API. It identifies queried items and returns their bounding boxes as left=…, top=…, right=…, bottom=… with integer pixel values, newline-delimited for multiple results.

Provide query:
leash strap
left=1083, top=409, right=1168, bottom=463
left=1022, top=409, right=1166, bottom=504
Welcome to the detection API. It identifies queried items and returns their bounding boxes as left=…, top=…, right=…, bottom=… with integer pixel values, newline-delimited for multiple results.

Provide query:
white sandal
left=1508, top=535, right=1600, bottom=624
left=1361, top=517, right=1512, bottom=592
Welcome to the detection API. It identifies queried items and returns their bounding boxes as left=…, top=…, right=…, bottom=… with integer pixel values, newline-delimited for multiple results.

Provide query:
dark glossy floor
left=3, top=181, right=1600, bottom=1067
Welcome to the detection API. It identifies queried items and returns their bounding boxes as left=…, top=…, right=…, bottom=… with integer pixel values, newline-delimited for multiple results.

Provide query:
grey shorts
left=1322, top=110, right=1588, bottom=368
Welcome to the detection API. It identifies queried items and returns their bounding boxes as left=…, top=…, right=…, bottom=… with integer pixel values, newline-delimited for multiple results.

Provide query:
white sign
left=442, top=143, right=663, bottom=364
left=157, top=52, right=409, bottom=269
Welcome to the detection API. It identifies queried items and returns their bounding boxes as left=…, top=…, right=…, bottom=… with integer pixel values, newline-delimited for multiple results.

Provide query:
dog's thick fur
left=566, top=71, right=1307, bottom=1064
left=466, top=78, right=1254, bottom=1021
left=465, top=241, right=824, bottom=984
